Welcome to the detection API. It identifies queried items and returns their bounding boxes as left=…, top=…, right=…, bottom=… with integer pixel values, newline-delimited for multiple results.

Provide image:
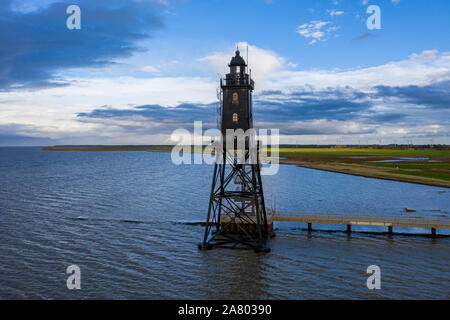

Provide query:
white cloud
left=199, top=42, right=285, bottom=85
left=329, top=9, right=344, bottom=16
left=0, top=76, right=217, bottom=142
left=140, top=65, right=160, bottom=73
left=296, top=21, right=339, bottom=45
left=363, top=0, right=399, bottom=5
left=270, top=50, right=450, bottom=92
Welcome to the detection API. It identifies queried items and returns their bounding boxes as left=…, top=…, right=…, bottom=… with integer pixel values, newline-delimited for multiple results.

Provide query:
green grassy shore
left=42, top=146, right=450, bottom=188
left=273, top=148, right=450, bottom=188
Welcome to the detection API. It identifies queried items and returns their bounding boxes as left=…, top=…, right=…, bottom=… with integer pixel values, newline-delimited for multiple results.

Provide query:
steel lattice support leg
left=198, top=162, right=218, bottom=250
left=199, top=150, right=270, bottom=252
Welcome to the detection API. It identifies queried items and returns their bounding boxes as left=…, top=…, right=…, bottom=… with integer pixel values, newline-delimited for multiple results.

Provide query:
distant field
left=270, top=148, right=450, bottom=188
left=275, top=147, right=449, bottom=157
left=43, top=146, right=450, bottom=188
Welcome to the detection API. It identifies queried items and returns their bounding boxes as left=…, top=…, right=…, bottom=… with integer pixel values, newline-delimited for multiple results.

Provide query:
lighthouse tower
left=198, top=50, right=271, bottom=253
left=220, top=49, right=253, bottom=134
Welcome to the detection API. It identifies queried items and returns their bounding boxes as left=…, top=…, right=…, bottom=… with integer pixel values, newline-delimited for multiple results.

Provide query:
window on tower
left=232, top=92, right=238, bottom=104
left=232, top=113, right=238, bottom=123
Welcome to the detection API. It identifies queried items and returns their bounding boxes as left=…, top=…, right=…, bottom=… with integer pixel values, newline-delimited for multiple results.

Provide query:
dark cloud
left=0, top=0, right=165, bottom=89
left=76, top=81, right=449, bottom=136
left=77, top=103, right=220, bottom=134
left=254, top=98, right=368, bottom=122
left=352, top=33, right=374, bottom=41
left=374, top=80, right=450, bottom=109
left=0, top=123, right=55, bottom=146
left=0, top=134, right=54, bottom=146
left=78, top=103, right=218, bottom=122
left=254, top=87, right=372, bottom=124
left=364, top=113, right=407, bottom=124
left=258, top=90, right=284, bottom=96
left=77, top=87, right=375, bottom=135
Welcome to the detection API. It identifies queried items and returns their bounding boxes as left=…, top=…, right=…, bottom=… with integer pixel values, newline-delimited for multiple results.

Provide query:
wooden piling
left=274, top=213, right=450, bottom=239
left=431, top=228, right=437, bottom=238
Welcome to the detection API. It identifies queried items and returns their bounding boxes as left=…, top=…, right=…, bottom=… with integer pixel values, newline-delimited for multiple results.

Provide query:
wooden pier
left=273, top=212, right=450, bottom=237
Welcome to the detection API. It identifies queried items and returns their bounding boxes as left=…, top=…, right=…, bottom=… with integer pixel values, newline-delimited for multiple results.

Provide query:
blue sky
left=0, top=0, right=449, bottom=145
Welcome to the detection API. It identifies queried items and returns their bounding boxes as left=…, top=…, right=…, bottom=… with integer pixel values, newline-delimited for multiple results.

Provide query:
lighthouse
left=198, top=49, right=271, bottom=253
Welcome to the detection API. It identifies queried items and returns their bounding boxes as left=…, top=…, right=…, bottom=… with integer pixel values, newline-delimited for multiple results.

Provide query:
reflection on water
left=0, top=147, right=449, bottom=299
left=367, top=157, right=430, bottom=163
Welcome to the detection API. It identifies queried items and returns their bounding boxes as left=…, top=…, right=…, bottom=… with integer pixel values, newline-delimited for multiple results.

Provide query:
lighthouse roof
left=229, top=50, right=247, bottom=67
